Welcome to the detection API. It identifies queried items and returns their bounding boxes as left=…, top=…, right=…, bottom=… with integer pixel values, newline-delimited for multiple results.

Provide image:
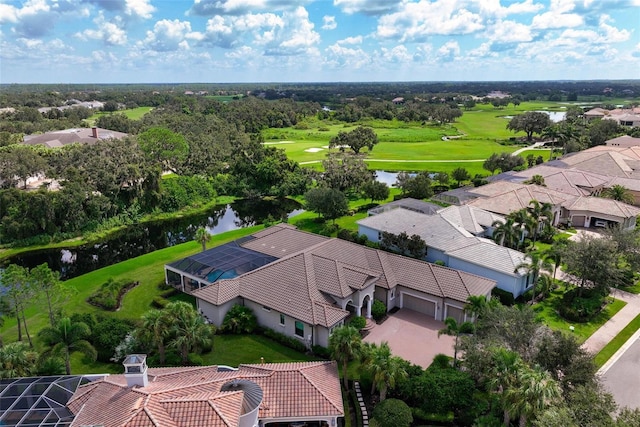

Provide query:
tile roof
left=241, top=224, right=329, bottom=258
left=467, top=183, right=573, bottom=215
left=68, top=362, right=343, bottom=427
left=556, top=150, right=637, bottom=177
left=446, top=241, right=529, bottom=277
left=437, top=205, right=505, bottom=234
left=23, top=127, right=128, bottom=148
left=368, top=198, right=442, bottom=216
left=562, top=196, right=640, bottom=219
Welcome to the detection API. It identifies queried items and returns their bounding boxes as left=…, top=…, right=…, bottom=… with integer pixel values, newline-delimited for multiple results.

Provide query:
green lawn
left=87, top=106, right=153, bottom=124
left=533, top=286, right=626, bottom=343
left=0, top=226, right=262, bottom=344
left=594, top=313, right=640, bottom=368
left=204, top=334, right=317, bottom=366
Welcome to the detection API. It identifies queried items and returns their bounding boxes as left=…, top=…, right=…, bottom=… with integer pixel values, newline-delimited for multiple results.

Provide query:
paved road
left=601, top=332, right=640, bottom=409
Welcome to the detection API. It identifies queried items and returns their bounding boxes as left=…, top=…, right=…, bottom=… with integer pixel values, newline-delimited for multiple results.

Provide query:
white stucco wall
left=197, top=298, right=241, bottom=326
left=425, top=247, right=448, bottom=264
left=358, top=225, right=381, bottom=243
left=447, top=257, right=522, bottom=297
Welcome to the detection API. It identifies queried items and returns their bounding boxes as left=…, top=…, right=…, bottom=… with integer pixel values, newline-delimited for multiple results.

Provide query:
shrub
left=558, top=288, right=606, bottom=322
left=312, top=345, right=331, bottom=359
left=92, top=317, right=135, bottom=363
left=87, top=279, right=138, bottom=311
left=187, top=353, right=204, bottom=366
left=372, top=300, right=387, bottom=322
left=491, top=288, right=515, bottom=306
left=431, top=353, right=452, bottom=369
left=434, top=260, right=446, bottom=266
left=152, top=296, right=169, bottom=309
left=221, top=304, right=258, bottom=334
left=261, top=328, right=307, bottom=352
left=372, top=399, right=413, bottom=427
left=349, top=316, right=366, bottom=330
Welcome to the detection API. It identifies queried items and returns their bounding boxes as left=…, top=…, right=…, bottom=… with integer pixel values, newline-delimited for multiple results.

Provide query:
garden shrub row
left=260, top=327, right=307, bottom=353
left=87, top=278, right=139, bottom=311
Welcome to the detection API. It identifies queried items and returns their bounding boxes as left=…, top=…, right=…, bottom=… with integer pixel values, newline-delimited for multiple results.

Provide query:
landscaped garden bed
left=87, top=278, right=140, bottom=311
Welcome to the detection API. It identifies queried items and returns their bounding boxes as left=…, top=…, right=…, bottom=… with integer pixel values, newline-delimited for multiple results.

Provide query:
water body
left=4, top=198, right=302, bottom=280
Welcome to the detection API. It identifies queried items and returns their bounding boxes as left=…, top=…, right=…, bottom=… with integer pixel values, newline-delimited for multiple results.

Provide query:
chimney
left=92, top=127, right=99, bottom=138
left=123, top=354, right=148, bottom=388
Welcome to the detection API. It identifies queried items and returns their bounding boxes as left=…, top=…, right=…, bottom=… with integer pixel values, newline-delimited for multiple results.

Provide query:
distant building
left=23, top=127, right=128, bottom=148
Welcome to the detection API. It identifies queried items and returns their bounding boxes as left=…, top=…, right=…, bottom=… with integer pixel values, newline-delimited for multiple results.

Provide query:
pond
left=4, top=198, right=303, bottom=280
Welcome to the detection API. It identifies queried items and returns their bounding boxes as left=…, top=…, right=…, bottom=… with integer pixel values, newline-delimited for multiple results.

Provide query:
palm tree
left=525, top=175, right=546, bottom=186
left=464, top=295, right=488, bottom=320
left=359, top=342, right=407, bottom=401
left=515, top=251, right=552, bottom=305
left=0, top=341, right=38, bottom=378
left=165, top=301, right=213, bottom=365
left=492, top=217, right=520, bottom=249
left=194, top=226, right=210, bottom=252
left=438, top=317, right=474, bottom=367
left=536, top=274, right=556, bottom=299
left=37, top=317, right=97, bottom=375
left=510, top=209, right=533, bottom=250
left=140, top=309, right=170, bottom=365
left=603, top=184, right=635, bottom=205
left=505, top=367, right=561, bottom=427
left=328, top=325, right=362, bottom=390
left=542, top=240, right=566, bottom=280
left=488, top=348, right=524, bottom=427
left=527, top=200, right=554, bottom=247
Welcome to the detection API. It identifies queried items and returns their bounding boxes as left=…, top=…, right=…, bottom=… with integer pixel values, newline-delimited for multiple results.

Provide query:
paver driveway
left=363, top=309, right=454, bottom=368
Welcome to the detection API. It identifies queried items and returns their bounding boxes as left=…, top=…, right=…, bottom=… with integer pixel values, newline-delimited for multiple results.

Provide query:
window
left=390, top=290, right=395, bottom=299
left=295, top=321, right=304, bottom=337
left=280, top=314, right=285, bottom=326
left=262, top=306, right=271, bottom=312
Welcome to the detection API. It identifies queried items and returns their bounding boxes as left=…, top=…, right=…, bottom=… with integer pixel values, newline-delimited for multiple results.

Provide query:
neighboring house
left=466, top=182, right=640, bottom=230
left=23, top=127, right=128, bottom=148
left=437, top=204, right=505, bottom=237
left=357, top=209, right=531, bottom=298
left=166, top=224, right=495, bottom=345
left=606, top=135, right=640, bottom=148
left=367, top=197, right=442, bottom=216
left=0, top=357, right=344, bottom=427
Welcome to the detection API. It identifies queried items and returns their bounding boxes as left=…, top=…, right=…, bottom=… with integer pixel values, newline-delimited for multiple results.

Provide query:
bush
left=372, top=399, right=413, bottom=427
left=491, top=287, right=515, bottom=306
left=431, top=353, right=452, bottom=369
left=91, top=317, right=135, bottom=363
left=87, top=279, right=139, bottom=311
left=371, top=300, right=387, bottom=322
left=558, top=288, right=606, bottom=322
left=312, top=345, right=331, bottom=359
left=152, top=296, right=169, bottom=309
left=434, top=260, right=446, bottom=266
left=187, top=353, right=204, bottom=366
left=221, top=304, right=258, bottom=334
left=262, top=328, right=307, bottom=352
left=349, top=316, right=366, bottom=330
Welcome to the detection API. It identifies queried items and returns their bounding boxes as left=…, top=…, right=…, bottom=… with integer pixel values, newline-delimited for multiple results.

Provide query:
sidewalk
left=581, top=289, right=640, bottom=354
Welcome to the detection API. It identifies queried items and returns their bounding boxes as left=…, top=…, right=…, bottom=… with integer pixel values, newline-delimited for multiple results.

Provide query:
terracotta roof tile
left=69, top=362, right=343, bottom=427
left=191, top=279, right=240, bottom=304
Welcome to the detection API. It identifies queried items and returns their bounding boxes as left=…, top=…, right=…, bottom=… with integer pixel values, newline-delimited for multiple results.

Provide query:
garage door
left=445, top=305, right=464, bottom=323
left=572, top=215, right=586, bottom=227
left=402, top=294, right=436, bottom=318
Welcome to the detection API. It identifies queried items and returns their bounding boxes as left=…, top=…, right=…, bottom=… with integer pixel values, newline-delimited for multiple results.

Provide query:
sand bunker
left=262, top=141, right=296, bottom=145
left=305, top=147, right=324, bottom=153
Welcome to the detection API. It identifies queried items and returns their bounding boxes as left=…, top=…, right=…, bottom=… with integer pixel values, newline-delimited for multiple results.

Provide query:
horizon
left=1, top=0, right=639, bottom=84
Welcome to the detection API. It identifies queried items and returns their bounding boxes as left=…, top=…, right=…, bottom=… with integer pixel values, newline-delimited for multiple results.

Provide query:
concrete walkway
left=511, top=141, right=548, bottom=156
left=582, top=289, right=640, bottom=355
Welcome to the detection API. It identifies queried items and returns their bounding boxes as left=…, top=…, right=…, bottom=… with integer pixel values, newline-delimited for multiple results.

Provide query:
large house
left=165, top=224, right=496, bottom=347
left=357, top=207, right=532, bottom=298
left=1, top=356, right=344, bottom=427
left=23, top=127, right=127, bottom=148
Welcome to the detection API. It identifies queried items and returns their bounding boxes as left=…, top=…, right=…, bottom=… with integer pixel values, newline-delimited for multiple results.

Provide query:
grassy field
left=86, top=106, right=153, bottom=125
left=0, top=226, right=261, bottom=344
left=533, top=286, right=626, bottom=343
left=262, top=101, right=571, bottom=173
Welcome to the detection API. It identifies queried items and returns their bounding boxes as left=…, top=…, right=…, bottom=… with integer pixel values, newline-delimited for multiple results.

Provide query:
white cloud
left=322, top=15, right=336, bottom=30
left=475, top=0, right=544, bottom=18
left=324, top=42, right=371, bottom=69
left=467, top=42, right=498, bottom=57
left=598, top=14, right=631, bottom=42
left=437, top=40, right=460, bottom=61
left=75, top=13, right=127, bottom=46
left=337, top=35, right=363, bottom=45
left=189, top=0, right=312, bottom=16
left=484, top=19, right=533, bottom=43
left=124, top=0, right=155, bottom=19
left=333, top=0, right=406, bottom=16
left=264, top=6, right=319, bottom=55
left=377, top=1, right=484, bottom=41
left=380, top=44, right=412, bottom=63
left=204, top=15, right=238, bottom=48
left=0, top=3, right=18, bottom=23
left=140, top=19, right=200, bottom=52
left=412, top=43, right=433, bottom=62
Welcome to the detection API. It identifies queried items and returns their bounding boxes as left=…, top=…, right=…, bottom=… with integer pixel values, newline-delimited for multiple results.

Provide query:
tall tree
left=137, top=127, right=189, bottom=173
left=304, top=187, right=349, bottom=223
left=526, top=200, right=554, bottom=246
left=562, top=235, right=620, bottom=297
left=359, top=341, right=407, bottom=401
left=438, top=317, right=474, bottom=367
left=505, top=366, right=562, bottom=427
left=329, top=126, right=379, bottom=155
left=361, top=179, right=390, bottom=203
left=515, top=251, right=552, bottom=304
left=507, top=112, right=553, bottom=141
left=194, top=226, right=210, bottom=252
left=452, top=167, right=471, bottom=187
left=328, top=325, right=362, bottom=390
left=38, top=317, right=97, bottom=375
left=488, top=348, right=525, bottom=427
left=30, top=263, right=68, bottom=327
left=163, top=301, right=213, bottom=365
left=1, top=264, right=34, bottom=346
left=492, top=217, right=520, bottom=249
left=138, top=309, right=170, bottom=365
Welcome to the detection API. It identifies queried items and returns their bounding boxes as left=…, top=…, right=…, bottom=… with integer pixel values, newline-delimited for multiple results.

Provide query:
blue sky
left=1, top=0, right=639, bottom=83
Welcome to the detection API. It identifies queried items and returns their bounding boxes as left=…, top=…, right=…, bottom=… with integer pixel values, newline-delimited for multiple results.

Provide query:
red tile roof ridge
left=162, top=389, right=242, bottom=403
left=303, top=251, right=319, bottom=325
left=240, top=361, right=334, bottom=371
left=298, top=361, right=344, bottom=414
